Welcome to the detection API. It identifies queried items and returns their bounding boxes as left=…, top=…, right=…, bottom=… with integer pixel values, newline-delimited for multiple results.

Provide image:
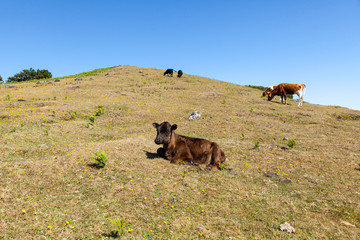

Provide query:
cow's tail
left=302, top=84, right=306, bottom=97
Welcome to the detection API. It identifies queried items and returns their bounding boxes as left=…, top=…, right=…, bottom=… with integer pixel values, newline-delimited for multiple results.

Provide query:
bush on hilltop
left=7, top=68, right=52, bottom=82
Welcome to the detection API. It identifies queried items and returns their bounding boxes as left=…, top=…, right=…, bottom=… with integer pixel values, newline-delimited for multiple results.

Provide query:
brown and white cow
left=152, top=122, right=226, bottom=169
left=267, top=83, right=306, bottom=106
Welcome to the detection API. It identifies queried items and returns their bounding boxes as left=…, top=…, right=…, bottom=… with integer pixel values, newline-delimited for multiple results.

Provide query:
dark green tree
left=0, top=75, right=3, bottom=83
left=7, top=68, right=52, bottom=82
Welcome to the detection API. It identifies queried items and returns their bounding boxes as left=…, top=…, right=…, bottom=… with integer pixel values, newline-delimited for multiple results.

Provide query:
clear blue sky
left=1, top=0, right=359, bottom=110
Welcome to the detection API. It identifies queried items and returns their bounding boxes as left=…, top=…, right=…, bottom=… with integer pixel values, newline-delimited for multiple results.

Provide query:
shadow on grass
left=87, top=163, right=105, bottom=169
left=102, top=230, right=119, bottom=239
left=143, top=150, right=162, bottom=159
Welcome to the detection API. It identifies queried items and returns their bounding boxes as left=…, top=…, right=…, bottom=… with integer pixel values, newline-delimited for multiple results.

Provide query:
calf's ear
left=152, top=123, right=159, bottom=128
left=171, top=124, right=177, bottom=131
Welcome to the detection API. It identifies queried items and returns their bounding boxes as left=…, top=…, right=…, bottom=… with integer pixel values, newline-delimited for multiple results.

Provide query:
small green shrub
left=90, top=150, right=107, bottom=168
left=254, top=140, right=260, bottom=149
left=95, top=106, right=104, bottom=116
left=89, top=115, right=95, bottom=124
left=287, top=139, right=296, bottom=148
left=108, top=217, right=126, bottom=239
left=70, top=111, right=77, bottom=119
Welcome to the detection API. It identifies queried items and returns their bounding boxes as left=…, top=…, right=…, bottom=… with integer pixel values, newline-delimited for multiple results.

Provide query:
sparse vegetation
left=333, top=112, right=360, bottom=120
left=0, top=65, right=359, bottom=239
left=61, top=67, right=113, bottom=79
left=245, top=85, right=267, bottom=91
left=118, top=104, right=129, bottom=111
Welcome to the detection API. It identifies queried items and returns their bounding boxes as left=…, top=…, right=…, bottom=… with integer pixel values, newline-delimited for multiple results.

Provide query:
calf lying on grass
left=153, top=122, right=226, bottom=169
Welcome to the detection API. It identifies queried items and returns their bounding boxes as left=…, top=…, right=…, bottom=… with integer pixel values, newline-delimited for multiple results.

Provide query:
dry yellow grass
left=0, top=65, right=359, bottom=239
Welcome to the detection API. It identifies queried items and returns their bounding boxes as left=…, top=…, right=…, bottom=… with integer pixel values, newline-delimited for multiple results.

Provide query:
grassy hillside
left=1, top=65, right=359, bottom=239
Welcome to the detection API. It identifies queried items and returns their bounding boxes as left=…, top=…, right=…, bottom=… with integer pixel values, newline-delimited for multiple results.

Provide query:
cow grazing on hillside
left=267, top=83, right=306, bottom=106
left=163, top=69, right=174, bottom=77
left=263, top=86, right=280, bottom=101
left=152, top=122, right=226, bottom=169
left=177, top=70, right=183, bottom=78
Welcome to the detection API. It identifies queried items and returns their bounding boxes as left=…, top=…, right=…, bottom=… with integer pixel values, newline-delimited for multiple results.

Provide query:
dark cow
left=152, top=122, right=226, bottom=169
left=163, top=69, right=174, bottom=77
left=177, top=70, right=183, bottom=78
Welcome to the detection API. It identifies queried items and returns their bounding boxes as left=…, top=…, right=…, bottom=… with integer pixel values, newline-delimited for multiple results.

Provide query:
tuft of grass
left=253, top=140, right=260, bottom=149
left=108, top=217, right=126, bottom=239
left=95, top=106, right=104, bottom=116
left=89, top=115, right=95, bottom=124
left=287, top=139, right=296, bottom=148
left=70, top=111, right=77, bottom=119
left=218, top=162, right=225, bottom=170
left=90, top=150, right=107, bottom=168
left=240, top=133, right=245, bottom=140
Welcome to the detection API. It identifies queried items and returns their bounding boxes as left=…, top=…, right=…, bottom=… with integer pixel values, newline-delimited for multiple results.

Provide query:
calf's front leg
left=157, top=147, right=166, bottom=159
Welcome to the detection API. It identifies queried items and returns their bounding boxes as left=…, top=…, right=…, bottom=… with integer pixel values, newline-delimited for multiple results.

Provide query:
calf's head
left=268, top=94, right=275, bottom=101
left=263, top=86, right=274, bottom=97
left=152, top=122, right=177, bottom=145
